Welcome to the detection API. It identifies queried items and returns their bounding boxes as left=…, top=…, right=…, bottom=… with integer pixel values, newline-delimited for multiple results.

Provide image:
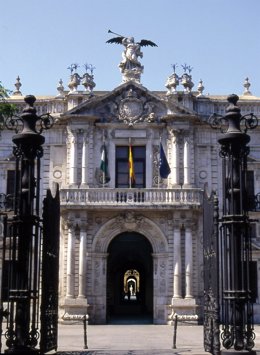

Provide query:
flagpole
left=129, top=137, right=131, bottom=189
left=102, top=130, right=105, bottom=188
left=158, top=136, right=161, bottom=189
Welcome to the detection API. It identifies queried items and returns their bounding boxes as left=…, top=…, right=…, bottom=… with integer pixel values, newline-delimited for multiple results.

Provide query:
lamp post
left=3, top=95, right=53, bottom=354
left=210, top=94, right=257, bottom=353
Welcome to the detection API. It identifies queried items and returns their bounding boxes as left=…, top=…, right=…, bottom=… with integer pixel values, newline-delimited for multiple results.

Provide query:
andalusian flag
left=100, top=144, right=110, bottom=183
left=128, top=144, right=135, bottom=187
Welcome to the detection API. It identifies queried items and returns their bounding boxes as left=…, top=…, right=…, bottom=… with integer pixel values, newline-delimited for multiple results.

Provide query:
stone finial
left=68, top=73, right=81, bottom=93
left=181, top=73, right=194, bottom=93
left=197, top=79, right=205, bottom=97
left=243, top=77, right=252, bottom=96
left=181, top=64, right=194, bottom=93
left=82, top=63, right=96, bottom=93
left=13, top=76, right=22, bottom=96
left=165, top=64, right=179, bottom=95
left=56, top=79, right=65, bottom=97
left=67, top=64, right=81, bottom=93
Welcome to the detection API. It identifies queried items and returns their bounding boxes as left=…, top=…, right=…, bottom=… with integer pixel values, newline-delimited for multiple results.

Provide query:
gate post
left=203, top=190, right=220, bottom=355
left=210, top=94, right=257, bottom=354
left=3, top=95, right=54, bottom=354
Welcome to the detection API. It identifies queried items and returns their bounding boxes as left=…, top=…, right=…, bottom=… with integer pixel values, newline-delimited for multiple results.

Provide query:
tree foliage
left=0, top=82, right=17, bottom=128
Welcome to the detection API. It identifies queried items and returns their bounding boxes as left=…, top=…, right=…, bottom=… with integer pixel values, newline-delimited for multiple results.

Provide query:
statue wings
left=106, top=37, right=157, bottom=47
left=138, top=39, right=157, bottom=47
left=106, top=36, right=124, bottom=45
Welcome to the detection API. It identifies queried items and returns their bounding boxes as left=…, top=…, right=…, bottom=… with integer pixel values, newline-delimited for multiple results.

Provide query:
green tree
left=0, top=82, right=17, bottom=129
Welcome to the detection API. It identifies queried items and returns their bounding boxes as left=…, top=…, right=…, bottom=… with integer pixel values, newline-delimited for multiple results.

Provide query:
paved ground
left=57, top=323, right=260, bottom=355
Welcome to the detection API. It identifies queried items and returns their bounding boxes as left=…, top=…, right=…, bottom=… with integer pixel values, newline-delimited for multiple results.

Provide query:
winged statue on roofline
left=107, top=30, right=157, bottom=83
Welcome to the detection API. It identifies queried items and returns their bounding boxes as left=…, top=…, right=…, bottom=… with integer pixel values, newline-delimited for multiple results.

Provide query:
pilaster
left=67, top=128, right=78, bottom=186
left=185, top=221, right=193, bottom=298
left=183, top=136, right=191, bottom=187
left=173, top=222, right=182, bottom=298
left=81, top=130, right=89, bottom=187
left=78, top=221, right=87, bottom=298
left=66, top=220, right=76, bottom=298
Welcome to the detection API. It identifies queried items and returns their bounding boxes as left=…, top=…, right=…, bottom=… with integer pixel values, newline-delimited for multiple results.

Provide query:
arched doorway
left=107, top=232, right=153, bottom=323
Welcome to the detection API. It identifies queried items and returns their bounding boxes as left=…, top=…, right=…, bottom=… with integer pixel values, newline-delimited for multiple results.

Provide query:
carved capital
left=66, top=221, right=76, bottom=231
left=173, top=220, right=183, bottom=231
left=66, top=127, right=77, bottom=144
left=78, top=222, right=88, bottom=231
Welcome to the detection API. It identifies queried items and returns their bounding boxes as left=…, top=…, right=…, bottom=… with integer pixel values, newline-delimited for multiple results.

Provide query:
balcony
left=60, top=187, right=203, bottom=210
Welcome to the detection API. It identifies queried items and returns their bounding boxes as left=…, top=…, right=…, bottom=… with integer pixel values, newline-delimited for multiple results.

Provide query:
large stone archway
left=107, top=231, right=153, bottom=323
left=90, top=212, right=169, bottom=324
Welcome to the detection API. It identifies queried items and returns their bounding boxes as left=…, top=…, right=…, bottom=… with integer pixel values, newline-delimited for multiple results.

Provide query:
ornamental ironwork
left=0, top=95, right=59, bottom=355
left=207, top=94, right=257, bottom=353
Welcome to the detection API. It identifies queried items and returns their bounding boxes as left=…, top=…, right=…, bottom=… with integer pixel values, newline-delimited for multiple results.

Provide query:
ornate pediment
left=63, top=81, right=196, bottom=124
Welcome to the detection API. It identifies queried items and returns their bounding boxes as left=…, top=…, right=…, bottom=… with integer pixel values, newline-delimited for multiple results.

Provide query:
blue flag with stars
left=159, top=143, right=171, bottom=179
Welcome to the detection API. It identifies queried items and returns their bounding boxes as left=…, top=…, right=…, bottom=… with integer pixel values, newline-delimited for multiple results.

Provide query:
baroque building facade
left=1, top=43, right=260, bottom=324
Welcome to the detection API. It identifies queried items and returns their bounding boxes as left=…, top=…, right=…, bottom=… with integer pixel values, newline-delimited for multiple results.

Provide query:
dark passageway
left=107, top=232, right=153, bottom=324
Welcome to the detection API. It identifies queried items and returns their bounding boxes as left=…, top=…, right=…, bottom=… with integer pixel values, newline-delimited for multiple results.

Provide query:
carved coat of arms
left=118, top=89, right=143, bottom=126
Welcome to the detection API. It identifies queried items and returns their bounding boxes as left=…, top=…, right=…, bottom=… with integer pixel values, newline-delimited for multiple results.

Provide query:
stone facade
left=1, top=65, right=260, bottom=325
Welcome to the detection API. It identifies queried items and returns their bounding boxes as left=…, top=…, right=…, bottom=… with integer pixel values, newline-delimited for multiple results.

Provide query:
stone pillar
left=66, top=222, right=75, bottom=298
left=185, top=223, right=193, bottom=298
left=92, top=253, right=108, bottom=323
left=171, top=133, right=180, bottom=186
left=183, top=138, right=191, bottom=186
left=173, top=224, right=182, bottom=298
left=78, top=222, right=87, bottom=298
left=68, top=129, right=77, bottom=186
left=153, top=253, right=168, bottom=324
left=81, top=131, right=88, bottom=186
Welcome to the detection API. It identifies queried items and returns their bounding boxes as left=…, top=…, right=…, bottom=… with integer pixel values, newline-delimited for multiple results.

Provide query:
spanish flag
left=128, top=144, right=135, bottom=187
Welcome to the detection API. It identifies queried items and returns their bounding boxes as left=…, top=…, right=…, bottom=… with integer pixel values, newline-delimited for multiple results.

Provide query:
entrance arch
left=91, top=213, right=169, bottom=324
left=107, top=232, right=153, bottom=323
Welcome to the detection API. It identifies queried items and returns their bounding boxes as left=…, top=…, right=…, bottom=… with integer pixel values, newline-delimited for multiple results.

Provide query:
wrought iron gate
left=40, top=185, right=60, bottom=353
left=203, top=190, right=220, bottom=355
left=0, top=95, right=59, bottom=354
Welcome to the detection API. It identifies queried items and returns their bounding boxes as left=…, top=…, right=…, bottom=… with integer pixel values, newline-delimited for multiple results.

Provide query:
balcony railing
left=60, top=187, right=203, bottom=208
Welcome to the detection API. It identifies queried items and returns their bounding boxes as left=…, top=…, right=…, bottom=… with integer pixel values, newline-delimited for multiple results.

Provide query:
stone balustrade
left=60, top=187, right=203, bottom=208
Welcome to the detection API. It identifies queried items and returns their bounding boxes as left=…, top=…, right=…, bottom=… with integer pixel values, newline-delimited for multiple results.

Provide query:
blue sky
left=1, top=0, right=260, bottom=97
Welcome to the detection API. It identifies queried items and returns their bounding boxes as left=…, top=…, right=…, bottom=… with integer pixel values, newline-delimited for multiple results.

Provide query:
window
left=116, top=146, right=146, bottom=188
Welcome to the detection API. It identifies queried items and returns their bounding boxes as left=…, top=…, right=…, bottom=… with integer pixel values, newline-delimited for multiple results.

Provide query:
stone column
left=183, top=138, right=191, bottom=186
left=173, top=224, right=182, bottom=298
left=66, top=222, right=75, bottom=298
left=92, top=253, right=108, bottom=323
left=81, top=131, right=88, bottom=186
left=68, top=129, right=77, bottom=186
left=171, top=132, right=180, bottom=186
left=153, top=253, right=168, bottom=324
left=78, top=222, right=87, bottom=298
left=185, top=223, right=193, bottom=298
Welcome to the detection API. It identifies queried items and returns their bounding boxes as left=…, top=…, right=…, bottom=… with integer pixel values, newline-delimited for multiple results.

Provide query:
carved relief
left=152, top=144, right=160, bottom=186
left=119, top=90, right=143, bottom=125
left=98, top=87, right=159, bottom=126
left=154, top=259, right=158, bottom=275
left=159, top=260, right=166, bottom=278
left=92, top=213, right=168, bottom=254
left=94, top=260, right=101, bottom=293
left=160, top=279, right=166, bottom=294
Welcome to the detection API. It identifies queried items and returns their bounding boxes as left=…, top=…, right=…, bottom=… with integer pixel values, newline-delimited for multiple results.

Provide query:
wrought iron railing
left=60, top=187, right=203, bottom=207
